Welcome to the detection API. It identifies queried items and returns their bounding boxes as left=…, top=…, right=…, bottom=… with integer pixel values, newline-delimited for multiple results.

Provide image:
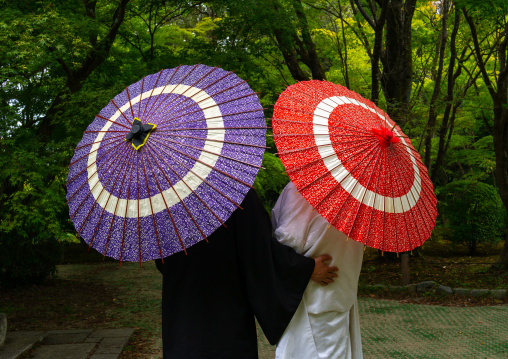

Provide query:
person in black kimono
left=156, top=189, right=338, bottom=359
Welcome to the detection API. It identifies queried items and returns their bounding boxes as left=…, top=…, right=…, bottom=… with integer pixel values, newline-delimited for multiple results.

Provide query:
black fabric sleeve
left=155, top=258, right=163, bottom=274
left=234, top=190, right=315, bottom=345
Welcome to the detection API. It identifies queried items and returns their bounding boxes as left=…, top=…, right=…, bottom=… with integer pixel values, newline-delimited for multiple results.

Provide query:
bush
left=440, top=180, right=505, bottom=255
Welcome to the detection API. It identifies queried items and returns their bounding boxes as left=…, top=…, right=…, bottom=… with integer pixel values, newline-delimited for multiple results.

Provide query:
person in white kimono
left=272, top=181, right=364, bottom=359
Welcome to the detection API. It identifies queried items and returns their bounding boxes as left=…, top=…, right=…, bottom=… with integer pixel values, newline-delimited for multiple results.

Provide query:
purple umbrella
left=66, top=64, right=266, bottom=262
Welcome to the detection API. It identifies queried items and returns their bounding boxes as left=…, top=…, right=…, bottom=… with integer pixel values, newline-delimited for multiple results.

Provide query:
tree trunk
left=424, top=0, right=449, bottom=169
left=380, top=0, right=417, bottom=126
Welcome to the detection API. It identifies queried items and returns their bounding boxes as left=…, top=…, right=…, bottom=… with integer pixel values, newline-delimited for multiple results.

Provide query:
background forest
left=1, top=0, right=507, bottom=286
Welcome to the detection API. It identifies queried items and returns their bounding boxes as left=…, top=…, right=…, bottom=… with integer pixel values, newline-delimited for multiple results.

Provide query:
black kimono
left=156, top=189, right=315, bottom=359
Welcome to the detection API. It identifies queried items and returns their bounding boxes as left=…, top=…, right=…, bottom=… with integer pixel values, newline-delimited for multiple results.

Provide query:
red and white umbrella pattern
left=273, top=81, right=437, bottom=253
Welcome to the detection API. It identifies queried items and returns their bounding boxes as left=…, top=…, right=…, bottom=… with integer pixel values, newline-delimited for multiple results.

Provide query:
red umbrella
left=272, top=80, right=437, bottom=253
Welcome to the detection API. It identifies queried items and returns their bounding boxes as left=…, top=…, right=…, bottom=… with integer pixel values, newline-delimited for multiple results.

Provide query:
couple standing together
left=156, top=181, right=364, bottom=359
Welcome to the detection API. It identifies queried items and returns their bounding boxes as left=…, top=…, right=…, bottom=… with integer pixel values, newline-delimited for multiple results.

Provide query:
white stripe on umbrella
left=313, top=96, right=422, bottom=214
left=87, top=84, right=224, bottom=218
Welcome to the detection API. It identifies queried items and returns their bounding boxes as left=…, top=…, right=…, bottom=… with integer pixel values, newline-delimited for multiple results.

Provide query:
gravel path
left=257, top=298, right=508, bottom=359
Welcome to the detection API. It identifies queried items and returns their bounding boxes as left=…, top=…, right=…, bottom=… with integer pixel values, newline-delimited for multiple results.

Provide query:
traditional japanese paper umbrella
left=272, top=80, right=437, bottom=253
left=67, top=64, right=266, bottom=262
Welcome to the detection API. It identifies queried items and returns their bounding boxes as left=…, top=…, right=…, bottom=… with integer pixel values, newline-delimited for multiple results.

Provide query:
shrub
left=440, top=180, right=505, bottom=255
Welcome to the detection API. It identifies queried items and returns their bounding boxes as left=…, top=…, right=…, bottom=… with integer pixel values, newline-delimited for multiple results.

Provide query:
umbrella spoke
left=143, top=65, right=181, bottom=121
left=155, top=79, right=248, bottom=128
left=103, top=148, right=136, bottom=260
left=141, top=70, right=164, bottom=120
left=155, top=130, right=269, bottom=149
left=149, top=139, right=243, bottom=209
left=276, top=136, right=375, bottom=157
left=316, top=143, right=382, bottom=227
left=150, top=134, right=264, bottom=170
left=140, top=150, right=171, bottom=259
left=142, top=64, right=200, bottom=124
left=386, top=148, right=426, bottom=250
left=95, top=114, right=131, bottom=130
left=145, top=144, right=208, bottom=246
left=74, top=133, right=126, bottom=151
left=67, top=139, right=127, bottom=187
left=88, top=145, right=132, bottom=251
left=156, top=91, right=260, bottom=128
left=138, top=76, right=145, bottom=119
left=111, top=99, right=134, bottom=127
left=298, top=81, right=389, bottom=128
left=345, top=146, right=384, bottom=240
left=285, top=140, right=375, bottom=174
left=67, top=140, right=127, bottom=196
left=150, top=136, right=254, bottom=190
left=147, top=66, right=227, bottom=125
left=273, top=107, right=375, bottom=136
left=145, top=142, right=227, bottom=228
left=126, top=86, right=135, bottom=119
left=72, top=143, right=132, bottom=232
left=298, top=138, right=379, bottom=193
left=155, top=108, right=264, bottom=130
left=120, top=148, right=137, bottom=264
left=389, top=146, right=436, bottom=233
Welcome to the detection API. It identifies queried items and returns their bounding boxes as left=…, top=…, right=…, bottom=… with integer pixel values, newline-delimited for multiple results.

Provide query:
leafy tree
left=440, top=181, right=505, bottom=255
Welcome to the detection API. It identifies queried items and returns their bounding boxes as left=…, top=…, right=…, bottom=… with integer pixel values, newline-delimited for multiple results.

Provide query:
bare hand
left=311, top=255, right=339, bottom=286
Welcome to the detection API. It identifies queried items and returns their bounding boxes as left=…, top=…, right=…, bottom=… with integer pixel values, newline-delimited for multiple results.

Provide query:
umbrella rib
left=150, top=134, right=265, bottom=170
left=285, top=140, right=374, bottom=175
left=161, top=126, right=269, bottom=132
left=148, top=140, right=242, bottom=209
left=120, top=147, right=137, bottom=264
left=145, top=142, right=227, bottom=228
left=297, top=138, right=379, bottom=193
left=145, top=145, right=206, bottom=248
left=386, top=148, right=423, bottom=251
left=110, top=99, right=135, bottom=127
left=103, top=147, right=135, bottom=260
left=73, top=143, right=131, bottom=235
left=157, top=95, right=262, bottom=130
left=155, top=131, right=269, bottom=149
left=143, top=65, right=182, bottom=121
left=273, top=110, right=374, bottom=136
left=155, top=108, right=264, bottom=130
left=88, top=145, right=132, bottom=251
left=67, top=138, right=126, bottom=187
left=297, top=81, right=389, bottom=129
left=126, top=86, right=135, bottom=119
left=140, top=150, right=169, bottom=259
left=273, top=132, right=372, bottom=139
left=141, top=69, right=164, bottom=121
left=95, top=114, right=131, bottom=130
left=74, top=133, right=126, bottom=151
left=146, top=66, right=225, bottom=126
left=67, top=140, right=127, bottom=194
left=363, top=148, right=388, bottom=250
left=276, top=137, right=375, bottom=156
left=386, top=149, right=401, bottom=253
left=390, top=145, right=436, bottom=234
left=138, top=76, right=145, bottom=119
left=345, top=146, right=384, bottom=239
left=84, top=130, right=129, bottom=133
left=142, top=64, right=201, bottom=124
left=156, top=91, right=259, bottom=129
left=149, top=136, right=254, bottom=189
left=70, top=135, right=125, bottom=167
left=136, top=152, right=142, bottom=264
left=316, top=144, right=382, bottom=227
left=392, top=143, right=436, bottom=196
left=155, top=79, right=248, bottom=128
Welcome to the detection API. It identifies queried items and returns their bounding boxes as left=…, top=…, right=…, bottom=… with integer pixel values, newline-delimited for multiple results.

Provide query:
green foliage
left=253, top=152, right=289, bottom=213
left=440, top=181, right=505, bottom=255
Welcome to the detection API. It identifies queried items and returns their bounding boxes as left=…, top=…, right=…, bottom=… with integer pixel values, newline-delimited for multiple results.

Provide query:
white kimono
left=272, top=182, right=364, bottom=359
